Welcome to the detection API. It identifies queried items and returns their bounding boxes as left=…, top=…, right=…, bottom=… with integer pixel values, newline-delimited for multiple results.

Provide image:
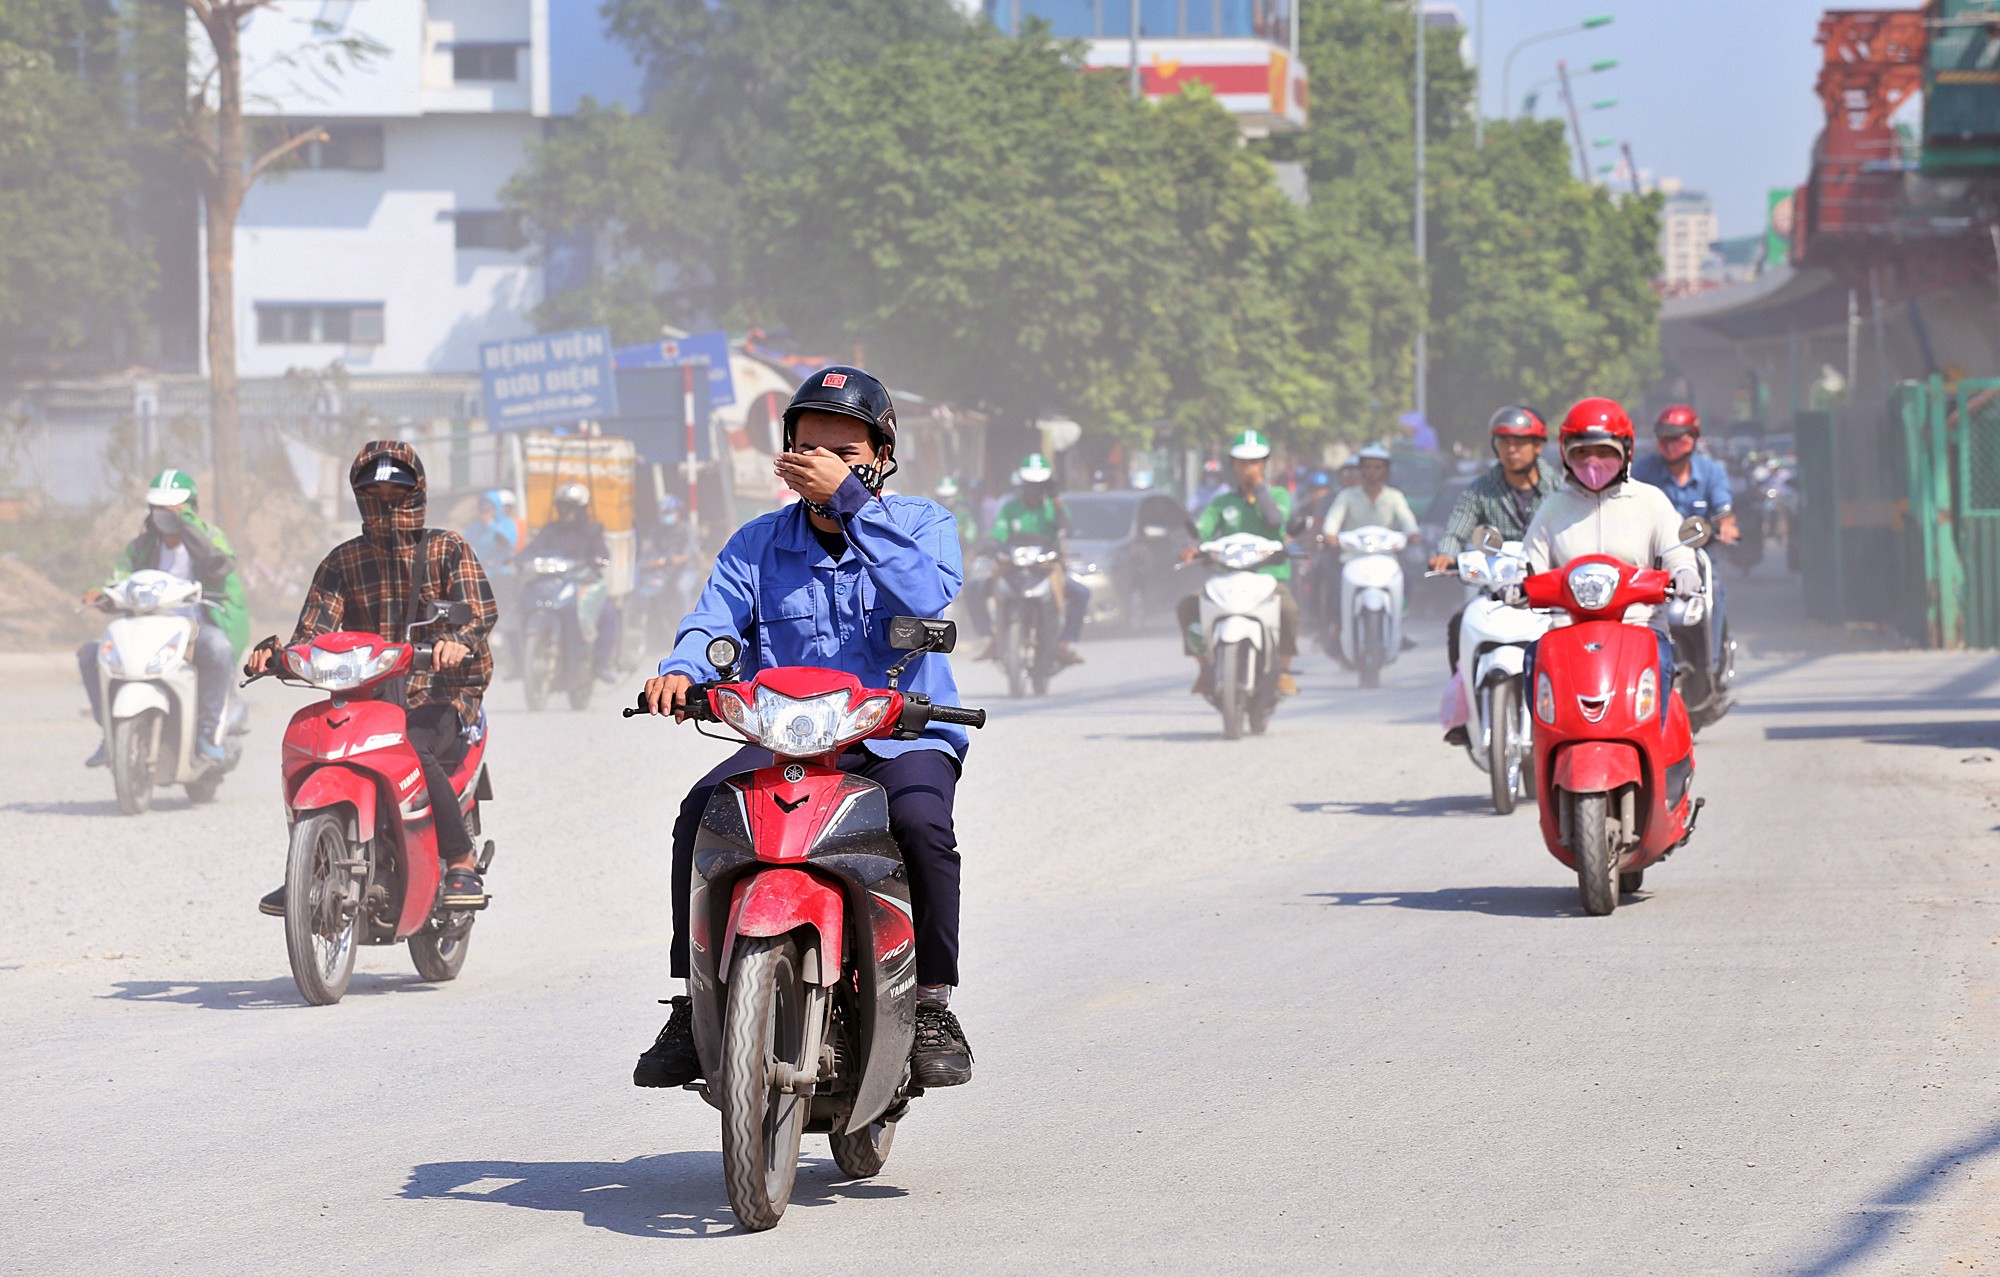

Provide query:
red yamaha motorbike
left=1522, top=522, right=1709, bottom=916
left=246, top=600, right=495, bottom=1004
left=626, top=617, right=984, bottom=1232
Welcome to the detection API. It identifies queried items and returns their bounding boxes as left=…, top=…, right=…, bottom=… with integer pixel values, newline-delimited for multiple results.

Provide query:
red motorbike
left=1521, top=521, right=1709, bottom=915
left=247, top=600, right=495, bottom=1004
left=626, top=617, right=984, bottom=1231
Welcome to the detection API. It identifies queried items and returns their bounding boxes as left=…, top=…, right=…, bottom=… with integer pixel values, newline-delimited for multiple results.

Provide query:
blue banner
left=480, top=327, right=619, bottom=430
left=613, top=331, right=736, bottom=409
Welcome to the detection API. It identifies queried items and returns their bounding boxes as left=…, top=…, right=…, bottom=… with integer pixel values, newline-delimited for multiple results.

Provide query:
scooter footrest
left=476, top=839, right=496, bottom=873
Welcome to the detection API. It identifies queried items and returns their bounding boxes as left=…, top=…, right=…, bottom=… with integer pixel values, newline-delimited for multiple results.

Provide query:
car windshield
left=1061, top=496, right=1139, bottom=541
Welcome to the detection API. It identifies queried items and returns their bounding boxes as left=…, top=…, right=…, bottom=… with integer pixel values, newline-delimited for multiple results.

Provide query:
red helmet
left=1654, top=404, right=1701, bottom=438
left=1559, top=397, right=1635, bottom=454
left=1488, top=405, right=1548, bottom=441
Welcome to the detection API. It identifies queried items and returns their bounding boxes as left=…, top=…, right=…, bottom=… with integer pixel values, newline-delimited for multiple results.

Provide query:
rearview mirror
left=1677, top=516, right=1712, bottom=549
left=888, top=616, right=957, bottom=653
left=426, top=599, right=474, bottom=626
left=1472, top=525, right=1504, bottom=554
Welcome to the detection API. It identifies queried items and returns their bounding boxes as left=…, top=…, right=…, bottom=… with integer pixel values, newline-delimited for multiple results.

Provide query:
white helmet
left=1356, top=444, right=1393, bottom=463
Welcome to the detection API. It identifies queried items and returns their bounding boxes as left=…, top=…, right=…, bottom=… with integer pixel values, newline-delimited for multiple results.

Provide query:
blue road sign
left=480, top=327, right=618, bottom=430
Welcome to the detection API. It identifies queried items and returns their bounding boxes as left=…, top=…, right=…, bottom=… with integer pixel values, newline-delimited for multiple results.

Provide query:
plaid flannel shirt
left=1435, top=457, right=1563, bottom=558
left=289, top=530, right=497, bottom=721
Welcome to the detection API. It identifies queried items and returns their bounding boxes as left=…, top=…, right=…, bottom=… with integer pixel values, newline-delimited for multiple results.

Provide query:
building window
left=255, top=303, right=386, bottom=346
left=452, top=44, right=519, bottom=82
left=455, top=210, right=527, bottom=251
left=252, top=121, right=384, bottom=171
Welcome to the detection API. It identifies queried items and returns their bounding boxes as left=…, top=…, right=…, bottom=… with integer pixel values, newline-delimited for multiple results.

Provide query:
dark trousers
left=671, top=745, right=962, bottom=987
left=1177, top=582, right=1299, bottom=659
left=1446, top=606, right=1465, bottom=673
left=406, top=702, right=473, bottom=860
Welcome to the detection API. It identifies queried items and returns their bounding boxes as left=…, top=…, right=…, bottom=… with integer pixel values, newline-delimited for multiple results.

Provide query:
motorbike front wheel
left=1571, top=791, right=1619, bottom=916
left=1216, top=640, right=1248, bottom=740
left=720, top=934, right=812, bottom=1232
left=110, top=713, right=157, bottom=816
left=1356, top=613, right=1384, bottom=688
left=1002, top=614, right=1027, bottom=699
left=524, top=627, right=556, bottom=712
left=1485, top=681, right=1519, bottom=816
left=284, top=812, right=359, bottom=1004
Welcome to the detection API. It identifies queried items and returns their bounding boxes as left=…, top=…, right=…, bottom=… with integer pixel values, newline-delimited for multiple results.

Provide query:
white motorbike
left=1190, top=532, right=1287, bottom=740
left=91, top=569, right=244, bottom=813
left=1447, top=534, right=1552, bottom=815
left=1338, top=526, right=1409, bottom=688
left=1664, top=547, right=1735, bottom=733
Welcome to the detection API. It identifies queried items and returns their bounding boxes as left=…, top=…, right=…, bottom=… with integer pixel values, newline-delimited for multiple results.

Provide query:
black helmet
left=782, top=365, right=898, bottom=457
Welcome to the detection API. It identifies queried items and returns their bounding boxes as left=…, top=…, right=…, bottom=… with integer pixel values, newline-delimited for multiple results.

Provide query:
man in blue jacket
left=632, top=365, right=975, bottom=1092
left=1631, top=404, right=1738, bottom=667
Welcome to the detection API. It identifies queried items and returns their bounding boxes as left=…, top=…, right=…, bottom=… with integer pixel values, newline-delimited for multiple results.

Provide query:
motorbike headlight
left=531, top=556, right=574, bottom=574
left=127, top=581, right=166, bottom=612
left=292, top=643, right=401, bottom=691
left=1010, top=546, right=1042, bottom=567
left=1566, top=563, right=1622, bottom=612
left=714, top=685, right=897, bottom=756
left=145, top=633, right=188, bottom=675
left=1535, top=671, right=1556, bottom=724
left=1490, top=557, right=1525, bottom=585
left=1635, top=666, right=1658, bottom=721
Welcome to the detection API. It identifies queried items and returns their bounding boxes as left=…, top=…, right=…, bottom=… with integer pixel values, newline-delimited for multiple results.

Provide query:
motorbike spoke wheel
left=409, top=916, right=473, bottom=983
left=1485, top=682, right=1518, bottom=816
left=284, top=813, right=359, bottom=1004
left=1572, top=791, right=1619, bottom=916
left=110, top=712, right=156, bottom=816
left=1216, top=640, right=1247, bottom=740
left=829, top=1115, right=898, bottom=1179
left=524, top=630, right=555, bottom=712
left=720, top=935, right=811, bottom=1232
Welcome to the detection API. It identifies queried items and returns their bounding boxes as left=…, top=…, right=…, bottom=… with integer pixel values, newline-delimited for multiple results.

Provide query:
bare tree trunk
left=200, top=8, right=246, bottom=530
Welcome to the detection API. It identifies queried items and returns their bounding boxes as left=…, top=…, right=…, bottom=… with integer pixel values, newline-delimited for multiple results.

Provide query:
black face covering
left=148, top=508, right=183, bottom=537
left=357, top=488, right=426, bottom=556
left=802, top=460, right=891, bottom=519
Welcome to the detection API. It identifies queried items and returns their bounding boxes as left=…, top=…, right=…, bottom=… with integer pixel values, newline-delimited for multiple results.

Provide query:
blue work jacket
left=660, top=474, right=968, bottom=761
left=1631, top=452, right=1735, bottom=522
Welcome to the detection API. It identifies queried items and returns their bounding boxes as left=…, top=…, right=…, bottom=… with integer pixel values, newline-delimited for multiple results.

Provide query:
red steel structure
left=1797, top=9, right=1927, bottom=257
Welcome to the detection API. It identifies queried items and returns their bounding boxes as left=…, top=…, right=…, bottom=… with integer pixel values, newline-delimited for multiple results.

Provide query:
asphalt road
left=5, top=566, right=2000, bottom=1273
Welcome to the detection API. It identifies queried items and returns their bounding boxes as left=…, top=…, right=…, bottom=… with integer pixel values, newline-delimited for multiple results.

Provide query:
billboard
left=614, top=330, right=736, bottom=409
left=479, top=327, right=619, bottom=431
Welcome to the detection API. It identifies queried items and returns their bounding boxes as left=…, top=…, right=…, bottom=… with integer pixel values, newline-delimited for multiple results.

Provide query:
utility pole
left=1558, top=59, right=1590, bottom=184
left=1474, top=0, right=1486, bottom=151
left=1621, top=141, right=1642, bottom=196
left=1129, top=0, right=1141, bottom=100
left=1415, top=0, right=1428, bottom=425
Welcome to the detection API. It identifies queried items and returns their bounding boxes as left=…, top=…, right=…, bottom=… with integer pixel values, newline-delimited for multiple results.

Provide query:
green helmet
left=1016, top=453, right=1055, bottom=485
left=146, top=469, right=197, bottom=508
left=1227, top=430, right=1272, bottom=461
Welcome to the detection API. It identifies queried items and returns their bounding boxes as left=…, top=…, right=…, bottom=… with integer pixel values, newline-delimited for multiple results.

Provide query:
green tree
left=0, top=1, right=155, bottom=375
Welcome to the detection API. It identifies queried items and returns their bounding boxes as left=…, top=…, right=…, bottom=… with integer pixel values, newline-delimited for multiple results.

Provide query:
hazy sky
left=1460, top=0, right=1835, bottom=236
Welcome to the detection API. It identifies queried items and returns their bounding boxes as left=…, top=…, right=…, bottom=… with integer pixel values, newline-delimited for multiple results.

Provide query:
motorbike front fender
left=1355, top=587, right=1393, bottom=614
left=289, top=763, right=379, bottom=841
left=110, top=681, right=171, bottom=720
left=1476, top=644, right=1528, bottom=686
left=722, top=867, right=845, bottom=987
left=1211, top=614, right=1267, bottom=649
left=1553, top=740, right=1644, bottom=794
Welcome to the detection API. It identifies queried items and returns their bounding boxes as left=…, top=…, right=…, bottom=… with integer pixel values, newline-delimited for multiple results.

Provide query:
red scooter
left=247, top=600, right=495, bottom=1004
left=626, top=617, right=984, bottom=1232
left=1520, top=520, right=1710, bottom=915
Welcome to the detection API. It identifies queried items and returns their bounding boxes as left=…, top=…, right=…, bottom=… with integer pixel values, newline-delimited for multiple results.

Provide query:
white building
left=222, top=0, right=640, bottom=378
left=1658, top=184, right=1719, bottom=290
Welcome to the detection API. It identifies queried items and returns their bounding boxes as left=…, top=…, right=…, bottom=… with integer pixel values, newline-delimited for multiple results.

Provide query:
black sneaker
left=258, top=885, right=286, bottom=917
left=1443, top=725, right=1470, bottom=748
left=634, top=996, right=702, bottom=1087
left=440, top=867, right=487, bottom=909
left=910, top=1000, right=973, bottom=1088
left=85, top=743, right=108, bottom=768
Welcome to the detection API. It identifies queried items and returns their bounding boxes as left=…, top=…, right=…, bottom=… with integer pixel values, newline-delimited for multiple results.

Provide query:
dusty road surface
left=5, top=568, right=2000, bottom=1273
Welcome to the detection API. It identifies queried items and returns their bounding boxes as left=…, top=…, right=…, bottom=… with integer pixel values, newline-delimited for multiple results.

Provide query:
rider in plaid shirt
left=249, top=440, right=498, bottom=914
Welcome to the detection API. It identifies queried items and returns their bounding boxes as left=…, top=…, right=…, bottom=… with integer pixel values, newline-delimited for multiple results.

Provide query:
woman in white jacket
left=1522, top=397, right=1701, bottom=628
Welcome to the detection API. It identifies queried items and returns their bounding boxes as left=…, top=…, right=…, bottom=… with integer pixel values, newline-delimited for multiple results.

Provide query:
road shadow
left=1763, top=720, right=1999, bottom=751
left=1307, top=886, right=1621, bottom=919
left=102, top=973, right=435, bottom=1010
left=1, top=797, right=148, bottom=818
left=1085, top=729, right=1226, bottom=743
left=1786, top=1116, right=2000, bottom=1275
left=400, top=1153, right=908, bottom=1238
left=1293, top=795, right=1496, bottom=819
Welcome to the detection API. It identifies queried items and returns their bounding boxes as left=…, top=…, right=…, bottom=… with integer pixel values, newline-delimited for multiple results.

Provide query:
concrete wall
left=233, top=114, right=542, bottom=377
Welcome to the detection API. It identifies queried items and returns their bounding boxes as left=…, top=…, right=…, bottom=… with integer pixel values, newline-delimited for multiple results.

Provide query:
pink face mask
left=1571, top=456, right=1623, bottom=491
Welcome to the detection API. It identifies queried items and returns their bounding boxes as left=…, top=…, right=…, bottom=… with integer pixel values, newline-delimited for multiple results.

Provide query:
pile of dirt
left=0, top=555, right=92, bottom=650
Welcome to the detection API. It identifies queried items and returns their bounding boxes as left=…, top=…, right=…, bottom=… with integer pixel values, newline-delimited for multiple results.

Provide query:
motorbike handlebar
left=926, top=703, right=987, bottom=729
